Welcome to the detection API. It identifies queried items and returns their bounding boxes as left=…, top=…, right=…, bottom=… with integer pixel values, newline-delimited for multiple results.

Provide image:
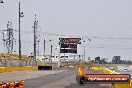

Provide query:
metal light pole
left=19, top=2, right=24, bottom=66
left=64, top=50, right=66, bottom=66
left=33, top=14, right=38, bottom=66
left=51, top=45, right=53, bottom=66
left=2, top=30, right=6, bottom=52
left=83, top=46, right=86, bottom=61
left=58, top=42, right=61, bottom=67
left=44, top=39, right=46, bottom=59
left=37, top=40, right=40, bottom=62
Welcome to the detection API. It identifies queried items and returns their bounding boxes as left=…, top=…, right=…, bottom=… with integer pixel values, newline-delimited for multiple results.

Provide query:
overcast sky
left=0, top=0, right=132, bottom=60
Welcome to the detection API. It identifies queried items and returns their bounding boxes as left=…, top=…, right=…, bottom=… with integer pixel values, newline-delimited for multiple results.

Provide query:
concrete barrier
left=38, top=66, right=52, bottom=70
left=0, top=66, right=37, bottom=73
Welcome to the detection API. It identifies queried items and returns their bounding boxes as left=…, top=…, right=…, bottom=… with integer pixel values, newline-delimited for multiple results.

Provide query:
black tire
left=76, top=76, right=86, bottom=85
left=79, top=76, right=86, bottom=85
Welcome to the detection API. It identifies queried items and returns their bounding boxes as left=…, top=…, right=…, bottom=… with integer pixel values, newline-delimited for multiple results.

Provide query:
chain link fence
left=0, top=59, right=36, bottom=67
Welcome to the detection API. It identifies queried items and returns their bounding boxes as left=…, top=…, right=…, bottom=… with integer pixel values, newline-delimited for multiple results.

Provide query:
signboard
left=60, top=49, right=77, bottom=53
left=61, top=43, right=77, bottom=48
left=59, top=38, right=81, bottom=44
left=84, top=74, right=131, bottom=83
left=60, top=43, right=77, bottom=53
left=59, top=38, right=81, bottom=54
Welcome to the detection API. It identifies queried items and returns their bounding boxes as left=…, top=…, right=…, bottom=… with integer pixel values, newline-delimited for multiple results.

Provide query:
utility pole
left=18, top=2, right=24, bottom=65
left=33, top=14, right=38, bottom=66
left=51, top=45, right=53, bottom=66
left=2, top=21, right=15, bottom=53
left=83, top=46, right=86, bottom=61
left=73, top=55, right=75, bottom=64
left=2, top=30, right=7, bottom=52
left=6, top=21, right=14, bottom=53
left=37, top=40, right=40, bottom=61
left=44, top=39, right=46, bottom=59
left=64, top=51, right=65, bottom=66
left=58, top=42, right=61, bottom=67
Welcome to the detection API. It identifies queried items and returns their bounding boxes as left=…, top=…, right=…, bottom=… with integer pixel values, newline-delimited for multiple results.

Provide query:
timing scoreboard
left=59, top=38, right=81, bottom=53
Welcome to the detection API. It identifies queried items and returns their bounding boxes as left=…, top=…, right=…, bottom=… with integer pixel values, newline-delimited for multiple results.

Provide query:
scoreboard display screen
left=61, top=44, right=77, bottom=48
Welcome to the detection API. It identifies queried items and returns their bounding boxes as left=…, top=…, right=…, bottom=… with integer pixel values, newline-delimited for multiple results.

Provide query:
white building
left=36, top=55, right=76, bottom=63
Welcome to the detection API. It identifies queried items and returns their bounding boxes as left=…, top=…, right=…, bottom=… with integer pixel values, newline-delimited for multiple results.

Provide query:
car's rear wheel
left=76, top=76, right=86, bottom=85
